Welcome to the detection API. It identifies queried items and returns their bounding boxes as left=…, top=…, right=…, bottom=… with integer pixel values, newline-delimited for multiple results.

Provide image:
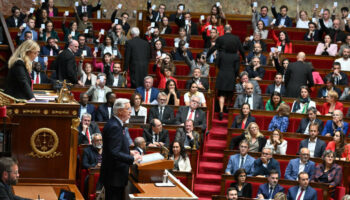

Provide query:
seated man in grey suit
left=143, top=118, right=170, bottom=148
left=298, top=123, right=326, bottom=158
left=149, top=92, right=175, bottom=124
left=176, top=96, right=207, bottom=131
left=185, top=68, right=209, bottom=91
left=235, top=71, right=261, bottom=94
left=284, top=148, right=315, bottom=180
left=78, top=113, right=101, bottom=144
left=225, top=140, right=255, bottom=176
left=85, top=73, right=112, bottom=102
left=175, top=119, right=200, bottom=149
left=106, top=62, right=126, bottom=87
left=234, top=82, right=264, bottom=110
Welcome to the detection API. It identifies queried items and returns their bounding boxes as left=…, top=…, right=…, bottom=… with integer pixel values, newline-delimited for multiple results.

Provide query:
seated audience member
left=159, top=17, right=172, bottom=35
left=271, top=3, right=292, bottom=27
left=76, top=0, right=101, bottom=18
left=85, top=73, right=112, bottom=103
left=18, top=17, right=38, bottom=41
left=268, top=103, right=290, bottom=132
left=149, top=92, right=175, bottom=125
left=325, top=62, right=348, bottom=86
left=134, top=137, right=146, bottom=155
left=296, top=108, right=324, bottom=134
left=74, top=7, right=93, bottom=32
left=234, top=82, right=264, bottom=110
left=251, top=5, right=273, bottom=28
left=291, top=86, right=316, bottom=114
left=61, top=17, right=79, bottom=42
left=40, top=37, right=60, bottom=56
left=243, top=31, right=267, bottom=53
left=76, top=34, right=92, bottom=57
left=39, top=21, right=59, bottom=42
left=253, top=147, right=281, bottom=177
left=320, top=90, right=343, bottom=115
left=340, top=85, right=350, bottom=101
left=154, top=52, right=175, bottom=75
left=256, top=170, right=285, bottom=200
left=304, top=22, right=319, bottom=41
left=185, top=53, right=210, bottom=77
left=184, top=82, right=206, bottom=107
left=326, top=130, right=350, bottom=160
left=186, top=68, right=209, bottom=90
left=266, top=74, right=286, bottom=96
left=169, top=3, right=185, bottom=22
left=284, top=148, right=315, bottom=180
left=266, top=93, right=285, bottom=113
left=106, top=62, right=126, bottom=87
left=136, top=76, right=159, bottom=104
left=78, top=61, right=96, bottom=86
left=31, top=62, right=50, bottom=84
left=78, top=93, right=95, bottom=120
left=253, top=19, right=269, bottom=40
left=226, top=187, right=238, bottom=200
left=230, top=122, right=267, bottom=152
left=265, top=129, right=287, bottom=155
left=319, top=18, right=346, bottom=43
left=235, top=71, right=262, bottom=94
left=143, top=118, right=170, bottom=148
left=163, top=80, right=180, bottom=106
left=225, top=140, right=255, bottom=175
left=202, top=27, right=218, bottom=49
left=296, top=4, right=310, bottom=29
left=82, top=133, right=103, bottom=169
left=175, top=119, right=200, bottom=149
left=335, top=47, right=350, bottom=71
left=176, top=96, right=207, bottom=131
left=130, top=93, right=147, bottom=124
left=270, top=52, right=289, bottom=80
left=110, top=11, right=130, bottom=35
left=155, top=54, right=177, bottom=89
left=145, top=26, right=166, bottom=47
left=169, top=141, right=191, bottom=172
left=210, top=3, right=226, bottom=20
left=338, top=34, right=350, bottom=56
left=177, top=12, right=198, bottom=35
left=146, top=2, right=165, bottom=23
left=95, top=92, right=116, bottom=122
left=151, top=40, right=164, bottom=60
left=231, top=103, right=256, bottom=129
left=299, top=123, right=327, bottom=158
left=173, top=27, right=190, bottom=44
left=6, top=6, right=26, bottom=28
left=245, top=57, right=265, bottom=81
left=172, top=40, right=193, bottom=61
left=271, top=29, right=292, bottom=54
left=109, top=24, right=128, bottom=45
left=95, top=35, right=121, bottom=59
left=287, top=172, right=317, bottom=200
left=200, top=14, right=224, bottom=36
left=313, top=150, right=343, bottom=198
left=78, top=113, right=101, bottom=144
left=322, top=110, right=349, bottom=136
left=230, top=169, right=252, bottom=198
left=315, top=34, right=338, bottom=56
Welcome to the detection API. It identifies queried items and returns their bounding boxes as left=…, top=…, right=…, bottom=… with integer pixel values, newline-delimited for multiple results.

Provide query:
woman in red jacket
left=271, top=27, right=293, bottom=54
left=326, top=130, right=350, bottom=161
left=200, top=14, right=224, bottom=36
left=321, top=90, right=344, bottom=116
left=154, top=53, right=177, bottom=89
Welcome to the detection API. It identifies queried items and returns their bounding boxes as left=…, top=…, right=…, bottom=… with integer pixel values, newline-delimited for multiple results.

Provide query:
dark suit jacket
left=135, top=87, right=159, bottom=103
left=231, top=115, right=256, bottom=129
left=174, top=128, right=200, bottom=148
left=296, top=118, right=324, bottom=134
left=53, top=49, right=78, bottom=84
left=31, top=71, right=50, bottom=84
left=78, top=104, right=95, bottom=120
left=4, top=60, right=34, bottom=100
left=78, top=122, right=101, bottom=144
left=40, top=45, right=59, bottom=56
left=100, top=116, right=134, bottom=187
left=230, top=133, right=267, bottom=151
left=149, top=106, right=175, bottom=124
left=319, top=19, right=346, bottom=43
left=325, top=72, right=348, bottom=86
left=253, top=157, right=281, bottom=177
left=75, top=45, right=92, bottom=57
left=266, top=84, right=286, bottom=96
left=304, top=30, right=320, bottom=41
left=77, top=4, right=101, bottom=18
left=257, top=183, right=285, bottom=199
left=106, top=73, right=126, bottom=87
left=82, top=145, right=101, bottom=169
left=175, top=18, right=198, bottom=35
left=271, top=7, right=293, bottom=27
left=176, top=106, right=207, bottom=131
left=233, top=93, right=264, bottom=110
left=285, top=61, right=314, bottom=98
left=0, top=180, right=30, bottom=200
left=230, top=182, right=252, bottom=198
left=142, top=128, right=170, bottom=148
left=287, top=186, right=317, bottom=200
left=298, top=138, right=326, bottom=158
left=245, top=40, right=267, bottom=52
left=5, top=15, right=25, bottom=28
left=95, top=103, right=113, bottom=122
left=185, top=78, right=209, bottom=90
left=317, top=86, right=342, bottom=98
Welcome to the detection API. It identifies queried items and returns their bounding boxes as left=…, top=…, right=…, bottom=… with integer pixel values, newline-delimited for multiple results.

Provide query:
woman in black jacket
left=231, top=103, right=256, bottom=129
left=229, top=122, right=266, bottom=152
left=230, top=168, right=252, bottom=198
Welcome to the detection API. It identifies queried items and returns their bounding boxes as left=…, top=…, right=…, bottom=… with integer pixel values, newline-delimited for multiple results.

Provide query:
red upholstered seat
left=284, top=138, right=301, bottom=155
left=128, top=128, right=144, bottom=140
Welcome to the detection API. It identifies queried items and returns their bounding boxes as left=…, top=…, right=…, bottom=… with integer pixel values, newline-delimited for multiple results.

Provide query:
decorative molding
left=27, top=128, right=62, bottom=159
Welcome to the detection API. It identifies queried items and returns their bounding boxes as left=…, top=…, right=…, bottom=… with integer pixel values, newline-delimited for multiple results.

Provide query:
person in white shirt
left=335, top=47, right=350, bottom=71
left=184, top=82, right=206, bottom=107
left=85, top=73, right=112, bottom=102
left=298, top=123, right=327, bottom=158
left=296, top=0, right=310, bottom=29
left=130, top=93, right=147, bottom=123
left=265, top=129, right=287, bottom=155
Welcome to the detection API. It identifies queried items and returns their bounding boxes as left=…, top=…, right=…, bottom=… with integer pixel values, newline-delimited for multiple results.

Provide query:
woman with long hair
left=5, top=40, right=40, bottom=100
left=271, top=28, right=293, bottom=54
left=268, top=103, right=290, bottom=132
left=252, top=19, right=268, bottom=39
left=95, top=34, right=122, bottom=59
left=229, top=168, right=252, bottom=198
left=62, top=18, right=79, bottom=42
left=169, top=141, right=191, bottom=172
left=315, top=34, right=338, bottom=56
left=154, top=53, right=177, bottom=89
left=200, top=14, right=224, bottom=36
left=159, top=16, right=172, bottom=34
left=151, top=40, right=164, bottom=59
left=130, top=93, right=147, bottom=123
left=39, top=20, right=59, bottom=42
left=231, top=103, right=256, bottom=129
left=265, top=129, right=288, bottom=155
left=93, top=52, right=114, bottom=75
left=270, top=51, right=289, bottom=80
left=265, top=92, right=285, bottom=111
left=184, top=82, right=206, bottom=107
left=325, top=131, right=350, bottom=160
left=291, top=86, right=317, bottom=114
left=78, top=60, right=96, bottom=86
left=230, top=122, right=267, bottom=152
left=36, top=8, right=51, bottom=28
left=296, top=1, right=310, bottom=29
left=163, top=80, right=180, bottom=106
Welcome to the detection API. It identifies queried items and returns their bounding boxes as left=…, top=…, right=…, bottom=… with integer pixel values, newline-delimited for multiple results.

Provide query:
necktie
left=86, top=128, right=91, bottom=144
left=188, top=110, right=194, bottom=120
left=35, top=73, right=40, bottom=84
left=240, top=156, right=244, bottom=168
left=297, top=188, right=304, bottom=200
left=333, top=32, right=337, bottom=43
left=245, top=95, right=251, bottom=104
left=268, top=187, right=274, bottom=199
left=145, top=90, right=149, bottom=103
left=159, top=107, right=163, bottom=120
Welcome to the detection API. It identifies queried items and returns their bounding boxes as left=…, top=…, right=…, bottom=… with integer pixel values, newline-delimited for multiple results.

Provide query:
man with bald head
left=234, top=81, right=264, bottom=110
left=53, top=39, right=79, bottom=84
left=284, top=52, right=314, bottom=97
left=284, top=148, right=315, bottom=180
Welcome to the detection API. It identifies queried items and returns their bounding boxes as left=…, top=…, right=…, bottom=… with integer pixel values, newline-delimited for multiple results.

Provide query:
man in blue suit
left=225, top=140, right=255, bottom=176
left=256, top=170, right=284, bottom=199
left=100, top=98, right=142, bottom=200
left=298, top=123, right=326, bottom=158
left=287, top=172, right=317, bottom=200
left=135, top=76, right=159, bottom=104
left=284, top=148, right=315, bottom=180
left=95, top=92, right=116, bottom=122
left=253, top=147, right=281, bottom=177
left=19, top=17, right=38, bottom=41
left=271, top=0, right=292, bottom=28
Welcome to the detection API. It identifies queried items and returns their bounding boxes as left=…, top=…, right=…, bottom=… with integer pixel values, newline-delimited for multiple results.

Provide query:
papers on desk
left=139, top=153, right=164, bottom=164
left=33, top=92, right=58, bottom=102
left=155, top=181, right=175, bottom=187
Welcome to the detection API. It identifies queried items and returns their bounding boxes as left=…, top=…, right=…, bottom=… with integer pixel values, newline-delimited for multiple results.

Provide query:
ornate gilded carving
left=43, top=109, right=49, bottom=115
left=23, top=109, right=41, bottom=114
left=71, top=118, right=80, bottom=132
left=56, top=80, right=78, bottom=104
left=27, top=128, right=62, bottom=159
left=52, top=110, right=69, bottom=115
left=72, top=110, right=77, bottom=116
left=14, top=109, right=19, bottom=114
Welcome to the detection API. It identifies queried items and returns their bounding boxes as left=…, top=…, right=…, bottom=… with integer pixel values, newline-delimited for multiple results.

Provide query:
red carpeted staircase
left=194, top=113, right=229, bottom=200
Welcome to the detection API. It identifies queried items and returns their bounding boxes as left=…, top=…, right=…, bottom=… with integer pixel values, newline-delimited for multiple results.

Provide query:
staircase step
left=194, top=183, right=221, bottom=193
left=196, top=173, right=221, bottom=181
left=202, top=152, right=224, bottom=160
left=199, top=161, right=223, bottom=171
left=198, top=197, right=212, bottom=200
left=205, top=140, right=227, bottom=151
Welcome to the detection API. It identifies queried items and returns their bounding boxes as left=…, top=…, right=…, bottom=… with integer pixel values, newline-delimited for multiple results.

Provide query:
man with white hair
left=176, top=96, right=207, bottom=131
left=100, top=98, right=142, bottom=200
left=78, top=113, right=101, bottom=145
left=124, top=27, right=150, bottom=88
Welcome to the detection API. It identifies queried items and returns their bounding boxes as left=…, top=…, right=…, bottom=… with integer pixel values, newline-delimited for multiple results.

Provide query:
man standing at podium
left=101, top=98, right=142, bottom=200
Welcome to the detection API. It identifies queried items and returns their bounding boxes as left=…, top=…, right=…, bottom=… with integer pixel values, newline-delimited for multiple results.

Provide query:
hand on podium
left=131, top=150, right=142, bottom=163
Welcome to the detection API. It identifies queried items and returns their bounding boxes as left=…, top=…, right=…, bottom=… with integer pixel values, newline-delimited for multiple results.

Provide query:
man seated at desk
left=176, top=96, right=207, bottom=131
left=175, top=119, right=200, bottom=149
left=143, top=118, right=170, bottom=148
left=134, top=137, right=146, bottom=156
left=78, top=113, right=101, bottom=145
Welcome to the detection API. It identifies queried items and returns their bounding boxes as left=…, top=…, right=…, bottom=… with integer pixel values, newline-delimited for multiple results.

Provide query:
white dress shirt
left=308, top=138, right=317, bottom=158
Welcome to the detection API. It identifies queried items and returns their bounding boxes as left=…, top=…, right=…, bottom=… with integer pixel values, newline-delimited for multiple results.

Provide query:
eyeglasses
left=7, top=170, right=19, bottom=175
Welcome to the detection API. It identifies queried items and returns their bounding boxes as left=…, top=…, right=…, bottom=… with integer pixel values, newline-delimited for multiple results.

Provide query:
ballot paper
left=138, top=12, right=143, bottom=21
left=152, top=4, right=156, bottom=10
left=334, top=2, right=338, bottom=7
left=179, top=5, right=184, bottom=11
left=64, top=11, right=69, bottom=16
left=312, top=18, right=317, bottom=23
left=75, top=2, right=79, bottom=7
left=184, top=43, right=189, bottom=48
left=114, top=19, right=119, bottom=24
left=82, top=50, right=87, bottom=56
left=277, top=46, right=282, bottom=52
left=151, top=22, right=155, bottom=27
left=157, top=51, right=161, bottom=57
left=41, top=24, right=45, bottom=29
left=22, top=23, right=27, bottom=28
left=216, top=2, right=220, bottom=7
left=270, top=47, right=276, bottom=53
left=100, top=29, right=105, bottom=35
left=94, top=47, right=98, bottom=52
left=71, top=31, right=75, bottom=36
left=208, top=25, right=212, bottom=30
left=43, top=56, right=48, bottom=63
left=139, top=153, right=164, bottom=164
left=200, top=15, right=205, bottom=21
left=117, top=4, right=122, bottom=9
left=30, top=8, right=35, bottom=13
left=113, top=50, right=118, bottom=56
left=84, top=29, right=89, bottom=34
left=34, top=57, right=39, bottom=62
left=253, top=2, right=258, bottom=7
left=315, top=4, right=319, bottom=8
left=97, top=10, right=101, bottom=19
